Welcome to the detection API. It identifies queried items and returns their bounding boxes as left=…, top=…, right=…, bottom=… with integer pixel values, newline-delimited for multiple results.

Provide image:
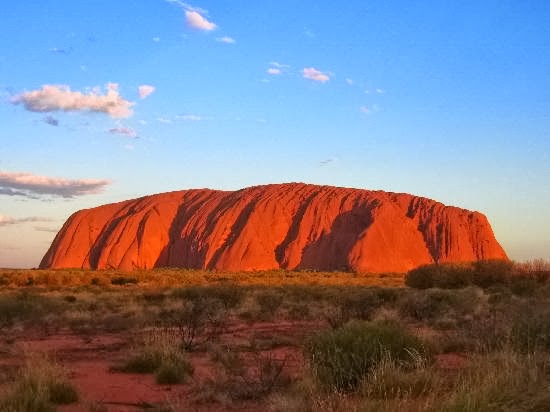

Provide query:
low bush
left=210, top=346, right=290, bottom=400
left=398, top=288, right=478, bottom=323
left=115, top=329, right=194, bottom=383
left=155, top=357, right=194, bottom=384
left=307, top=320, right=429, bottom=392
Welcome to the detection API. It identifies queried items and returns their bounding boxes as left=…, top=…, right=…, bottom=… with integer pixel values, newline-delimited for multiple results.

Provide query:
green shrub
left=307, top=320, right=429, bottom=392
left=405, top=265, right=437, bottom=289
left=155, top=358, right=194, bottom=384
left=118, top=351, right=162, bottom=373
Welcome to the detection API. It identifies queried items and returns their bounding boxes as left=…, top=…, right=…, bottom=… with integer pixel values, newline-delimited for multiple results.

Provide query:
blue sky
left=1, top=1, right=549, bottom=268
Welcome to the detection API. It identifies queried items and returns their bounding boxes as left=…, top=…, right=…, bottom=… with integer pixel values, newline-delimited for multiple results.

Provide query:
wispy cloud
left=216, top=36, right=235, bottom=44
left=320, top=157, right=337, bottom=166
left=0, top=215, right=53, bottom=227
left=303, top=67, right=330, bottom=82
left=360, top=104, right=380, bottom=115
left=177, top=113, right=204, bottom=121
left=267, top=62, right=289, bottom=75
left=138, top=84, right=155, bottom=99
left=360, top=106, right=371, bottom=114
left=346, top=78, right=354, bottom=86
left=270, top=62, right=289, bottom=69
left=165, top=0, right=206, bottom=14
left=43, top=115, right=59, bottom=126
left=0, top=171, right=111, bottom=198
left=185, top=10, right=216, bottom=31
left=11, top=83, right=134, bottom=118
left=108, top=126, right=138, bottom=138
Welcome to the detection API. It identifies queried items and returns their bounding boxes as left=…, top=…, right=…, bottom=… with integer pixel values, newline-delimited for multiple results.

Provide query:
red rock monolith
left=40, top=183, right=508, bottom=273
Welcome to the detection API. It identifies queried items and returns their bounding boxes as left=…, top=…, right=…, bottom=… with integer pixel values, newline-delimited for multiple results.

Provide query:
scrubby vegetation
left=0, top=261, right=549, bottom=410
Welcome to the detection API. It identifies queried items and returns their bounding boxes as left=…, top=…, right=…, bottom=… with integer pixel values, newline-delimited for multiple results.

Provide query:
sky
left=1, top=1, right=549, bottom=268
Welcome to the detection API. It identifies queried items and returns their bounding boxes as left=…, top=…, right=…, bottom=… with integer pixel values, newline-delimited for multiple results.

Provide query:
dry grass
left=0, top=268, right=404, bottom=289
left=2, top=263, right=550, bottom=410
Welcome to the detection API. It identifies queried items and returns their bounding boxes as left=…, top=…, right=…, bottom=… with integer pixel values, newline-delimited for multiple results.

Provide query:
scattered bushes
left=398, top=288, right=480, bottom=323
left=405, top=260, right=528, bottom=291
left=0, top=293, right=59, bottom=329
left=307, top=320, right=429, bottom=392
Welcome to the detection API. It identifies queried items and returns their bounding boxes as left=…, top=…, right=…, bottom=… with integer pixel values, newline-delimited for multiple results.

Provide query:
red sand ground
left=1, top=319, right=322, bottom=411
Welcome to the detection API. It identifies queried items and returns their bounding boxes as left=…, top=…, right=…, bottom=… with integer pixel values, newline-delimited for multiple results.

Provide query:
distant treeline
left=406, top=259, right=550, bottom=291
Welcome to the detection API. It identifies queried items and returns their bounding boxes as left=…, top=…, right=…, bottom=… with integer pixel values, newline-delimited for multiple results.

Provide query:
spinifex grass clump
left=0, top=352, right=78, bottom=411
left=307, top=320, right=429, bottom=392
left=115, top=329, right=194, bottom=384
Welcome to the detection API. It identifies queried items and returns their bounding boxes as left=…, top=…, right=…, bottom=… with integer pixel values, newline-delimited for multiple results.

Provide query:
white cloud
left=216, top=36, right=235, bottom=44
left=138, top=84, right=155, bottom=99
left=376, top=88, right=385, bottom=94
left=177, top=114, right=203, bottom=121
left=303, top=67, right=330, bottom=82
left=346, top=78, right=354, bottom=85
left=270, top=62, right=289, bottom=69
left=108, top=127, right=138, bottom=138
left=267, top=68, right=281, bottom=75
left=152, top=36, right=161, bottom=42
left=157, top=117, right=173, bottom=124
left=0, top=215, right=53, bottom=227
left=185, top=10, right=217, bottom=31
left=11, top=84, right=134, bottom=118
left=0, top=171, right=111, bottom=198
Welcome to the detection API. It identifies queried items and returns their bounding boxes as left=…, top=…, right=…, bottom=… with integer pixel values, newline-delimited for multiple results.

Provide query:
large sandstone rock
left=40, top=183, right=508, bottom=273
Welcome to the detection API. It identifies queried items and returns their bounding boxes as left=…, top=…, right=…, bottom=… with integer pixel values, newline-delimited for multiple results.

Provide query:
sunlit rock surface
left=40, top=183, right=507, bottom=273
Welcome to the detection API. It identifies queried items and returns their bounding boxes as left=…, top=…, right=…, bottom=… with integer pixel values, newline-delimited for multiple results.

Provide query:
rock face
left=40, top=183, right=508, bottom=273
